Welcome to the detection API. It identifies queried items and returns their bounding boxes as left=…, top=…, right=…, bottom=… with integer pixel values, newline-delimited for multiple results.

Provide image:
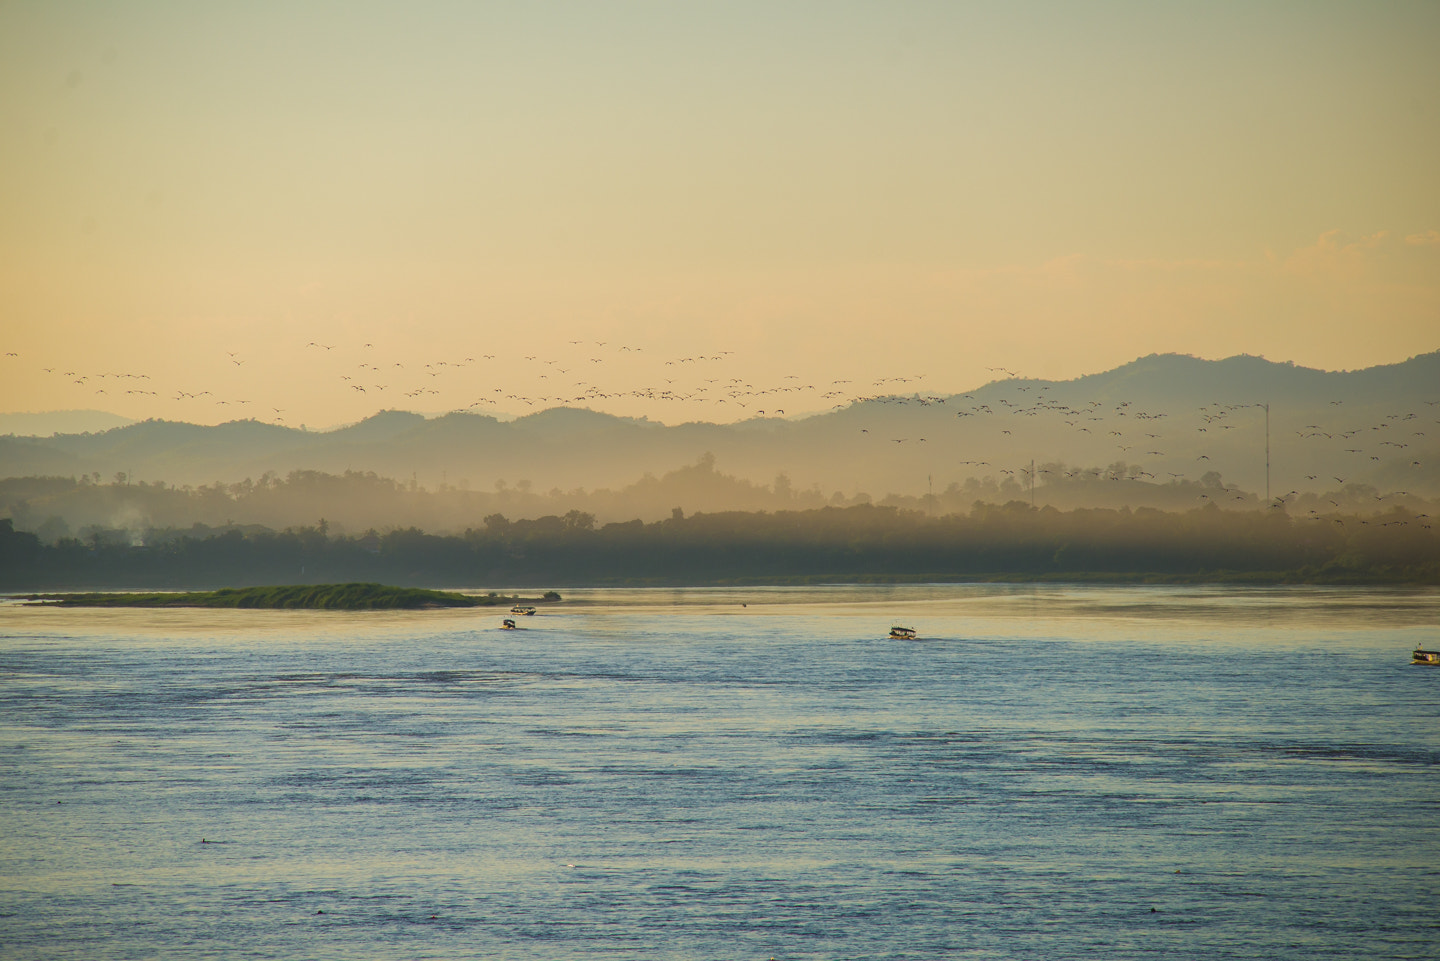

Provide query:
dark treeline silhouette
left=3, top=500, right=1436, bottom=590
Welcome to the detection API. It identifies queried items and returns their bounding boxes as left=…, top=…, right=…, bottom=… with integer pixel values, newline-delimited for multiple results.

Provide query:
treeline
left=3, top=500, right=1436, bottom=590
left=4, top=460, right=1434, bottom=545
left=0, top=459, right=833, bottom=537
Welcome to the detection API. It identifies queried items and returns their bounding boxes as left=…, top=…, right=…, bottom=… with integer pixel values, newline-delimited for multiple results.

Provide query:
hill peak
left=327, top=409, right=428, bottom=442
left=512, top=407, right=651, bottom=434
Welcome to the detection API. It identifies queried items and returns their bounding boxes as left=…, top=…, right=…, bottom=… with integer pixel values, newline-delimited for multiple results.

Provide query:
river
left=2, top=585, right=1437, bottom=959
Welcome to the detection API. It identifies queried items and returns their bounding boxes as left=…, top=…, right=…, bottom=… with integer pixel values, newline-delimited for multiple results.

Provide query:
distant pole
left=1264, top=403, right=1270, bottom=505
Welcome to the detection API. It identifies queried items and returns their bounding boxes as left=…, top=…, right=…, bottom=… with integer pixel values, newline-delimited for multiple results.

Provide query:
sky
left=2, top=1, right=1437, bottom=428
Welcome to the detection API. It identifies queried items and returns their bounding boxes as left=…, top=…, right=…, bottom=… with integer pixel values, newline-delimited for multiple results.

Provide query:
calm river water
left=2, top=585, right=1438, bottom=959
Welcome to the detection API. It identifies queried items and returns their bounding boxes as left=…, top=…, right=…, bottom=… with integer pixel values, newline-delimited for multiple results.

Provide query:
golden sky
left=2, top=2, right=1437, bottom=427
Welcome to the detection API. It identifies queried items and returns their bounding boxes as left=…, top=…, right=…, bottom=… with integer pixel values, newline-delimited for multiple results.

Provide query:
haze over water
left=3, top=585, right=1437, bottom=959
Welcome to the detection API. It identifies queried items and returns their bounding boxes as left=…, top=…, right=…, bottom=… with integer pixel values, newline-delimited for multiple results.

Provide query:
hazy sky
left=2, top=1, right=1437, bottom=427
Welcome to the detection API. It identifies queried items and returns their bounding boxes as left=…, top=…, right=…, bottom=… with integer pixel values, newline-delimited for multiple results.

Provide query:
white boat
left=889, top=626, right=917, bottom=640
left=1413, top=648, right=1440, bottom=665
left=510, top=605, right=537, bottom=616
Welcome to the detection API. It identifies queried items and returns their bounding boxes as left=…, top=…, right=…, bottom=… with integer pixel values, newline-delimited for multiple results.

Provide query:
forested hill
left=2, top=352, right=1436, bottom=505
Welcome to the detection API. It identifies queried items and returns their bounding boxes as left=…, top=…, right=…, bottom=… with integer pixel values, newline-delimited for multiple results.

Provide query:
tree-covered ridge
left=22, top=583, right=554, bottom=609
left=2, top=500, right=1435, bottom=590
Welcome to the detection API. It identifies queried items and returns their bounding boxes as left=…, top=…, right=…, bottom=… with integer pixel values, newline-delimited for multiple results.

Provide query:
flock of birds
left=4, top=344, right=1435, bottom=524
left=300, top=339, right=933, bottom=419
left=858, top=382, right=1435, bottom=529
left=10, top=340, right=929, bottom=425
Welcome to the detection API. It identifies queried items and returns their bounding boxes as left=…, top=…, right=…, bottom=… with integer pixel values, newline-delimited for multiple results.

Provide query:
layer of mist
left=4, top=458, right=1437, bottom=547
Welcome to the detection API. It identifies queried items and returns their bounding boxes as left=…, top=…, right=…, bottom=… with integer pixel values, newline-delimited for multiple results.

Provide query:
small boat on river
left=889, top=626, right=917, bottom=640
left=500, top=618, right=518, bottom=630
left=511, top=605, right=537, bottom=616
left=1413, top=648, right=1440, bottom=665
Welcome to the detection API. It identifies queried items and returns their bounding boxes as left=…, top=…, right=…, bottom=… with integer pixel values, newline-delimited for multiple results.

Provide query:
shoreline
left=11, top=572, right=1438, bottom=598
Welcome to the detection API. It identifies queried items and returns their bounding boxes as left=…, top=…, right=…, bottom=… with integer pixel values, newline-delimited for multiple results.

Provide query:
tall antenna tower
left=1263, top=403, right=1270, bottom=505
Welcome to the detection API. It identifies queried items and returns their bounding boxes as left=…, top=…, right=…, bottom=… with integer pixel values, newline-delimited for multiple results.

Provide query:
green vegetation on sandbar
left=25, top=583, right=561, bottom=610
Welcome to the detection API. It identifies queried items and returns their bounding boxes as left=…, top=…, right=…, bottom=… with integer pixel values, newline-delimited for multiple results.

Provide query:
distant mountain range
left=0, top=410, right=135, bottom=437
left=3, top=352, right=1437, bottom=502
